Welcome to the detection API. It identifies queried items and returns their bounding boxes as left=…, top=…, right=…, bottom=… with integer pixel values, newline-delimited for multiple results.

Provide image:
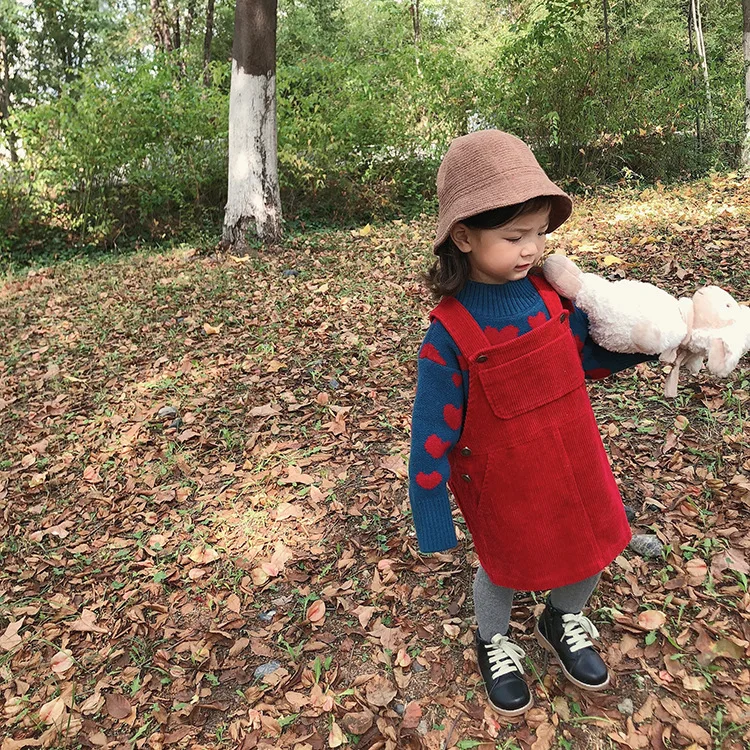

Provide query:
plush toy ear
left=708, top=308, right=750, bottom=377
left=542, top=254, right=584, bottom=299
left=706, top=337, right=734, bottom=378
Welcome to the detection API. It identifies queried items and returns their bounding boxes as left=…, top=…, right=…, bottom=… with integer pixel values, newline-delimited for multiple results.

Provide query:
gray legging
left=474, top=565, right=602, bottom=641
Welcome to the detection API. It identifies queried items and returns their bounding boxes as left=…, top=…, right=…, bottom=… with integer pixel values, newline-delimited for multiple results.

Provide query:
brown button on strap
left=460, top=447, right=471, bottom=456
left=476, top=355, right=488, bottom=363
left=559, top=312, right=566, bottom=323
left=461, top=474, right=471, bottom=482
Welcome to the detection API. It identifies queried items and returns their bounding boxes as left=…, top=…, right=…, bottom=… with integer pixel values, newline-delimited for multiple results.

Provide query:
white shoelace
left=560, top=612, right=600, bottom=653
left=485, top=634, right=526, bottom=679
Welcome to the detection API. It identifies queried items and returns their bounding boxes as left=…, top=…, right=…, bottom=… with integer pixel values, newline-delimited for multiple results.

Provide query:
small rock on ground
left=618, top=697, right=635, bottom=715
left=629, top=534, right=663, bottom=558
left=254, top=661, right=281, bottom=679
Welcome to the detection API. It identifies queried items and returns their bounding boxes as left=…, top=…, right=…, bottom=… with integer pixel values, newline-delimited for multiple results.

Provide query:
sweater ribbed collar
left=455, top=277, right=540, bottom=319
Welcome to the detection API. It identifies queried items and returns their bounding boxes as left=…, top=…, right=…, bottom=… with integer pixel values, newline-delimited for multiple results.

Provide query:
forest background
left=0, top=0, right=747, bottom=267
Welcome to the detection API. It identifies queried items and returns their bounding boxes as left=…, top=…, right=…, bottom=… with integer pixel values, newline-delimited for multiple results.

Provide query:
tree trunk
left=742, top=0, right=750, bottom=168
left=0, top=34, right=18, bottom=163
left=690, top=0, right=712, bottom=121
left=410, top=0, right=420, bottom=44
left=688, top=0, right=702, bottom=150
left=151, top=0, right=173, bottom=51
left=222, top=0, right=282, bottom=249
left=602, top=0, right=610, bottom=66
left=185, top=0, right=197, bottom=46
left=410, top=0, right=422, bottom=76
left=203, top=0, right=216, bottom=86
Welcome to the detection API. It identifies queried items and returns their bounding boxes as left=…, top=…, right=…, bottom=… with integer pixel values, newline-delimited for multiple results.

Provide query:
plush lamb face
left=689, top=287, right=750, bottom=377
left=692, top=286, right=742, bottom=329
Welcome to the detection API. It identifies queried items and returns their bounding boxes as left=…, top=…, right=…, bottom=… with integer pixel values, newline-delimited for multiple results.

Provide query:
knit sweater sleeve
left=408, top=322, right=464, bottom=553
left=568, top=303, right=656, bottom=379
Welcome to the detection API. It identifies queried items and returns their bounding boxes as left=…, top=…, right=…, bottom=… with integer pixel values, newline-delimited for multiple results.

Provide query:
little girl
left=409, top=130, right=652, bottom=716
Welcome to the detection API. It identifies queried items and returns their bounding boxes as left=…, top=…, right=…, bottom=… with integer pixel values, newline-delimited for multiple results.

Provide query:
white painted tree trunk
left=224, top=64, right=282, bottom=247
left=222, top=0, right=282, bottom=249
left=743, top=0, right=750, bottom=169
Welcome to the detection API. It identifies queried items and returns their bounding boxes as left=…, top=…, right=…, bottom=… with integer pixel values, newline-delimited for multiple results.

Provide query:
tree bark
left=185, top=0, right=197, bottom=46
left=410, top=0, right=420, bottom=44
left=742, top=0, right=750, bottom=168
left=203, top=0, right=216, bottom=86
left=0, top=33, right=18, bottom=163
left=602, top=0, right=610, bottom=66
left=222, top=0, right=282, bottom=249
left=688, top=0, right=702, bottom=150
left=690, top=0, right=712, bottom=121
left=150, top=0, right=173, bottom=51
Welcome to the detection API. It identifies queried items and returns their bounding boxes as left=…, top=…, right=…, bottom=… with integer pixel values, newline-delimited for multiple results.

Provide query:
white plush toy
left=542, top=254, right=750, bottom=396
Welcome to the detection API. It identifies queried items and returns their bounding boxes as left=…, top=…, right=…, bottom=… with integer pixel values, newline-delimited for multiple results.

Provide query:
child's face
left=452, top=207, right=550, bottom=285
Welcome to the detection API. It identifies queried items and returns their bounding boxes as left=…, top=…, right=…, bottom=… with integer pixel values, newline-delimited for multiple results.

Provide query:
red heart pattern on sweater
left=419, top=343, right=446, bottom=366
left=452, top=373, right=462, bottom=388
left=443, top=404, right=462, bottom=431
left=416, top=471, right=443, bottom=490
left=484, top=324, right=519, bottom=345
left=424, top=434, right=451, bottom=459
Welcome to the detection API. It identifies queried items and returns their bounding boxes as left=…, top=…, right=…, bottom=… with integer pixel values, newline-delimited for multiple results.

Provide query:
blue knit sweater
left=409, top=277, right=651, bottom=554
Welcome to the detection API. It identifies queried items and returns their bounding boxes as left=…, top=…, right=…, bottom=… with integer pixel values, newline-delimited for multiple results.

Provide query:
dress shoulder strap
left=429, top=296, right=491, bottom=361
left=529, top=273, right=565, bottom=317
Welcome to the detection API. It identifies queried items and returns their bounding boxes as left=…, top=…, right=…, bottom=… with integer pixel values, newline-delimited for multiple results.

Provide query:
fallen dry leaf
left=188, top=544, right=219, bottom=564
left=675, top=719, right=711, bottom=746
left=1, top=739, right=43, bottom=750
left=342, top=710, right=375, bottom=735
left=0, top=618, right=24, bottom=651
left=394, top=647, right=411, bottom=668
left=38, top=697, right=67, bottom=727
left=105, top=693, right=132, bottom=720
left=328, top=720, right=346, bottom=748
left=365, top=675, right=397, bottom=708
left=711, top=548, right=749, bottom=579
left=70, top=608, right=109, bottom=633
left=50, top=649, right=75, bottom=675
left=307, top=600, right=326, bottom=623
left=380, top=454, right=407, bottom=478
left=279, top=465, right=315, bottom=485
left=531, top=721, right=556, bottom=750
left=637, top=610, right=666, bottom=630
left=402, top=701, right=422, bottom=729
left=685, top=557, right=708, bottom=584
left=681, top=674, right=707, bottom=691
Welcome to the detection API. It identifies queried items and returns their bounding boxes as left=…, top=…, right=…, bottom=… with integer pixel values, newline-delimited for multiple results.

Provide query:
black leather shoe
left=475, top=631, right=533, bottom=716
left=535, top=598, right=610, bottom=690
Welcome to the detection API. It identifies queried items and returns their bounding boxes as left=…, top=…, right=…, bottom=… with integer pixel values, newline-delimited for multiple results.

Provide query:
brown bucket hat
left=433, top=130, right=573, bottom=253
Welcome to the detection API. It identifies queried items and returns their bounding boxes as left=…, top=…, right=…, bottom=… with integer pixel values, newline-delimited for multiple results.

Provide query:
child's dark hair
left=425, top=196, right=554, bottom=299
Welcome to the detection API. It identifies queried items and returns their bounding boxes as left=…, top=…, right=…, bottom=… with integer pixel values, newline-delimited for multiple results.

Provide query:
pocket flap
left=478, top=337, right=585, bottom=419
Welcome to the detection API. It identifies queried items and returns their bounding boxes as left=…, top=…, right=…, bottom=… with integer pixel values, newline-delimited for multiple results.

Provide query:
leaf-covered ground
left=1, top=175, right=750, bottom=750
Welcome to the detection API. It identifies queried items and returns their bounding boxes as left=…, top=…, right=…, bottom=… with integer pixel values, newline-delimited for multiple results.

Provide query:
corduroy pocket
left=478, top=336, right=585, bottom=420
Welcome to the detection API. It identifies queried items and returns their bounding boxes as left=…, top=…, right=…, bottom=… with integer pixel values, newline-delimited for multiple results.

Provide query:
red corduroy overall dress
left=430, top=275, right=632, bottom=591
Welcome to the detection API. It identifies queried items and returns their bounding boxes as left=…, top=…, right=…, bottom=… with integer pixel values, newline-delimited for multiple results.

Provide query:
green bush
left=15, top=55, right=228, bottom=243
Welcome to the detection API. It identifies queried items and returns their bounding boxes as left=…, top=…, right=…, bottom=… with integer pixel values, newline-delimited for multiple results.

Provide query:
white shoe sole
left=535, top=625, right=611, bottom=692
left=483, top=684, right=534, bottom=717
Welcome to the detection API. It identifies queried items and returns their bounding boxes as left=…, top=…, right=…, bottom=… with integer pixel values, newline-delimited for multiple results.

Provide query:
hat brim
left=433, top=185, right=572, bottom=253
